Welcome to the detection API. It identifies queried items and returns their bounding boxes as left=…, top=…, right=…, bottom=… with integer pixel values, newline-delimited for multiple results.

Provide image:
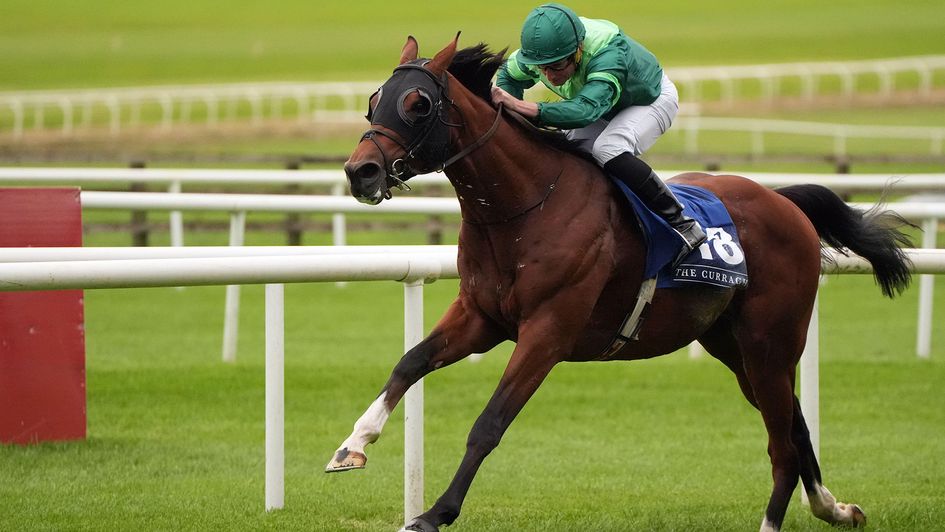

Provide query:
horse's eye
left=400, top=89, right=434, bottom=125
left=412, top=95, right=432, bottom=118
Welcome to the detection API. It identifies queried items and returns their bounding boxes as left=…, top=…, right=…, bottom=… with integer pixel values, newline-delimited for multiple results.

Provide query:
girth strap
left=595, top=277, right=657, bottom=360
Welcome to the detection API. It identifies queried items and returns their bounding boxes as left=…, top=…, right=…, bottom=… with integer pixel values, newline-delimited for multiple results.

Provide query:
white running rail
left=0, top=167, right=942, bottom=358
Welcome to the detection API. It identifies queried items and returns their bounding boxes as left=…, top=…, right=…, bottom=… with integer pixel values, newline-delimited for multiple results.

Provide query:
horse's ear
left=427, top=31, right=460, bottom=76
left=399, top=36, right=419, bottom=65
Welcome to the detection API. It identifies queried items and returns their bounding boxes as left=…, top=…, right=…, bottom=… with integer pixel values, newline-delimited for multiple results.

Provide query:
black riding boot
left=604, top=152, right=707, bottom=266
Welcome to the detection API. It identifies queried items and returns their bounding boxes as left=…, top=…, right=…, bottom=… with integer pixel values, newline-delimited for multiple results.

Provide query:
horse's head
left=344, top=35, right=460, bottom=205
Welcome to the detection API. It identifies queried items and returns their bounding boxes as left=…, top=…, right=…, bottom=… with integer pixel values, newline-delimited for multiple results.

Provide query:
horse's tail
left=776, top=184, right=914, bottom=298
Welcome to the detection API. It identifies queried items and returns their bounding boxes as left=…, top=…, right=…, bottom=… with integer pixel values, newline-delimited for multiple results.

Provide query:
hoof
left=847, top=504, right=866, bottom=528
left=399, top=518, right=439, bottom=532
left=832, top=502, right=866, bottom=528
left=324, top=447, right=367, bottom=473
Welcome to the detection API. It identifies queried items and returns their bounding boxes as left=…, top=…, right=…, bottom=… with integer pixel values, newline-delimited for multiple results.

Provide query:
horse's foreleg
left=404, top=332, right=562, bottom=531
left=791, top=398, right=866, bottom=528
left=326, top=298, right=504, bottom=472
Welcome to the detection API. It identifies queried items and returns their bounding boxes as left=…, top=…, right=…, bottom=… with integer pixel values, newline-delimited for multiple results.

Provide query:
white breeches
left=566, top=72, right=679, bottom=165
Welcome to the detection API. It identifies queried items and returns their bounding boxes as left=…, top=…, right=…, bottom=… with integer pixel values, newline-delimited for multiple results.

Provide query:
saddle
left=614, top=181, right=749, bottom=289
left=596, top=181, right=748, bottom=360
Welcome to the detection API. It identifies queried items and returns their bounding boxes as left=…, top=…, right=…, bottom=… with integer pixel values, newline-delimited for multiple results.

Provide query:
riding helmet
left=518, top=3, right=586, bottom=65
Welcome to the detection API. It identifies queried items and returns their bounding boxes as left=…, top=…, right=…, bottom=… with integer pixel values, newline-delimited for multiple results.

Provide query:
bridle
left=360, top=60, right=503, bottom=197
left=359, top=58, right=557, bottom=226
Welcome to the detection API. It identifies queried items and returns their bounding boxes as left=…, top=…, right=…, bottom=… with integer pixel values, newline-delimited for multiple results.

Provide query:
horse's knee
left=466, top=416, right=503, bottom=456
left=390, top=340, right=438, bottom=382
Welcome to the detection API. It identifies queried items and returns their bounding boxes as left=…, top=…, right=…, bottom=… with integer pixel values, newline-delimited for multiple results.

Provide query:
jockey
left=492, top=3, right=706, bottom=263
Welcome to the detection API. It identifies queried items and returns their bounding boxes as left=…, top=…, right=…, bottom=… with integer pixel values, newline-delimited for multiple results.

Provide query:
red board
left=0, top=188, right=86, bottom=444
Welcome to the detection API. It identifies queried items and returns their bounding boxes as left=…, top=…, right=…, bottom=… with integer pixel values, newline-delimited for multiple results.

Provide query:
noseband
left=361, top=61, right=503, bottom=195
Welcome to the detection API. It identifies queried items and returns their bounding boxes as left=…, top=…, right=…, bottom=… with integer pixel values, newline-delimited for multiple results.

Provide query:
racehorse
left=331, top=34, right=913, bottom=532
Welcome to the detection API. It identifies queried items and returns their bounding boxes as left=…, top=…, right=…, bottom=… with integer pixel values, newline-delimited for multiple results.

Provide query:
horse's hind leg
left=708, top=325, right=801, bottom=531
left=791, top=397, right=866, bottom=527
left=701, top=320, right=865, bottom=530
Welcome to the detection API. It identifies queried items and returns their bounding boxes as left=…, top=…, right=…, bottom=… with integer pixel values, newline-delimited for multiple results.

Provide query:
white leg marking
left=759, top=516, right=779, bottom=532
left=807, top=482, right=864, bottom=526
left=337, top=392, right=391, bottom=454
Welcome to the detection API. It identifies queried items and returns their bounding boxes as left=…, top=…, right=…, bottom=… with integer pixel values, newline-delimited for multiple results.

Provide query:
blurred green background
left=3, top=0, right=945, bottom=89
left=2, top=0, right=944, bottom=169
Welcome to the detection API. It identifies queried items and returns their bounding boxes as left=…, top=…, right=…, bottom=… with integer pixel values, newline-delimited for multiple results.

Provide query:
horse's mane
left=447, top=44, right=588, bottom=158
left=447, top=44, right=507, bottom=105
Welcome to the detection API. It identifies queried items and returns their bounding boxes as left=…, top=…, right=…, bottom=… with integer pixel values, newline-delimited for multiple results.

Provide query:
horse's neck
left=444, top=94, right=569, bottom=224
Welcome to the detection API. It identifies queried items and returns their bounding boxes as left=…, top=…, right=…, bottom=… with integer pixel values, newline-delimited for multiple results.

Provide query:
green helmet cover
left=518, top=4, right=585, bottom=65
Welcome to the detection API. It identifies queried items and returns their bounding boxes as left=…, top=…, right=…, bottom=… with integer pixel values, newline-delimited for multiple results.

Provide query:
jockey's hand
left=490, top=86, right=515, bottom=107
left=490, top=86, right=539, bottom=119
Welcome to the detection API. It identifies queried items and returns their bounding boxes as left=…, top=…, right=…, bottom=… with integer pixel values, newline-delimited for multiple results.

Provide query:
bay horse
left=331, top=34, right=913, bottom=532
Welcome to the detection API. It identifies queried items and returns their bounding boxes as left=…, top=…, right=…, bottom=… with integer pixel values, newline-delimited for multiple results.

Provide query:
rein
left=439, top=102, right=504, bottom=170
left=457, top=106, right=565, bottom=226
left=462, top=167, right=563, bottom=226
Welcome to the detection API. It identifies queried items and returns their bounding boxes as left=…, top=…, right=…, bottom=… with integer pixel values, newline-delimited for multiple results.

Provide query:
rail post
left=917, top=217, right=938, bottom=358
left=129, top=161, right=149, bottom=247
left=222, top=211, right=247, bottom=363
left=265, top=283, right=285, bottom=512
left=403, top=278, right=425, bottom=524
left=284, top=162, right=303, bottom=246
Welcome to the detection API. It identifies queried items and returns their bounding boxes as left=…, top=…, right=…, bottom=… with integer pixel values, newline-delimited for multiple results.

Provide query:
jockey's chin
left=546, top=72, right=570, bottom=86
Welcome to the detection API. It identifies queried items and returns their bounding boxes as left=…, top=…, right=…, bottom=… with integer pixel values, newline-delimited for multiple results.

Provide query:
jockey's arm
left=493, top=57, right=541, bottom=118
left=495, top=53, right=537, bottom=99
left=535, top=81, right=616, bottom=129
left=491, top=86, right=539, bottom=118
left=493, top=52, right=618, bottom=127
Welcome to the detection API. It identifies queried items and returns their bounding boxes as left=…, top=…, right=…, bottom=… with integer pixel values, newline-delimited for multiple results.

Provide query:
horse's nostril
left=344, top=161, right=383, bottom=182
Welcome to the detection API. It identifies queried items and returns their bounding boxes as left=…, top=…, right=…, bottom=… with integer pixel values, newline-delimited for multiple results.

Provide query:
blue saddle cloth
left=611, top=180, right=748, bottom=290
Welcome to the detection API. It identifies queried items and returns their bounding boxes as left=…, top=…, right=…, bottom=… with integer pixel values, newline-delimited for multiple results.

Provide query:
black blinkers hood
left=366, top=59, right=453, bottom=176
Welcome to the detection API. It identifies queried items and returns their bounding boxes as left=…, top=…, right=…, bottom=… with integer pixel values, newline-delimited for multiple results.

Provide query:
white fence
left=2, top=55, right=943, bottom=141
left=0, top=81, right=379, bottom=139
left=673, top=117, right=945, bottom=157
left=9, top=190, right=945, bottom=363
left=1, top=166, right=943, bottom=357
left=0, top=247, right=942, bottom=520
left=670, top=55, right=945, bottom=106
left=80, top=191, right=945, bottom=360
left=8, top=165, right=941, bottom=247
